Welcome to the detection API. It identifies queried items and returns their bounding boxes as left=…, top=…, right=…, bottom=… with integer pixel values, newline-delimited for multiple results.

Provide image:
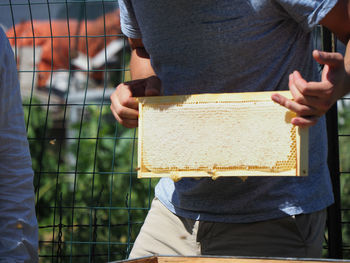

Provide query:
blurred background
left=1, top=0, right=156, bottom=262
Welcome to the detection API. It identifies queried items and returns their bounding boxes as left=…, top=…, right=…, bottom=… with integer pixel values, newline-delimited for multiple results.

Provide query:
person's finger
left=116, top=104, right=139, bottom=120
left=271, top=94, right=319, bottom=117
left=288, top=73, right=331, bottom=111
left=119, top=92, right=139, bottom=110
left=110, top=90, right=139, bottom=119
left=119, top=119, right=139, bottom=129
left=110, top=105, right=139, bottom=128
left=312, top=50, right=344, bottom=68
left=290, top=71, right=316, bottom=97
left=292, top=71, right=333, bottom=99
left=291, top=116, right=319, bottom=128
left=271, top=93, right=319, bottom=127
left=113, top=83, right=139, bottom=110
left=289, top=73, right=305, bottom=102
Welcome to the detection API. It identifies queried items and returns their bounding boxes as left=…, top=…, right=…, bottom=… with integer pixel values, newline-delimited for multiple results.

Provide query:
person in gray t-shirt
left=111, top=0, right=350, bottom=259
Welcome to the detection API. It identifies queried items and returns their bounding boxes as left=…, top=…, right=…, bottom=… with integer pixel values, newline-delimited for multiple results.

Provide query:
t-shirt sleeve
left=274, top=0, right=338, bottom=32
left=118, top=0, right=142, bottom=38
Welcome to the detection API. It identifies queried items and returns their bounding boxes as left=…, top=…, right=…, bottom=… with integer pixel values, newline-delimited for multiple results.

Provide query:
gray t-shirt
left=118, top=0, right=336, bottom=222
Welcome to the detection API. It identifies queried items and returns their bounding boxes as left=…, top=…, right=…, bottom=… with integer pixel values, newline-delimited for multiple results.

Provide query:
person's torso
left=131, top=0, right=318, bottom=95
left=126, top=0, right=334, bottom=222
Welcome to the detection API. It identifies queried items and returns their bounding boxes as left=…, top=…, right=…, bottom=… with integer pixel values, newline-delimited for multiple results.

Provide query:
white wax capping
left=141, top=101, right=294, bottom=171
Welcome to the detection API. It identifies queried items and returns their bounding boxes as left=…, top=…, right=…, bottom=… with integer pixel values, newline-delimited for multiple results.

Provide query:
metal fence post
left=323, top=26, right=343, bottom=259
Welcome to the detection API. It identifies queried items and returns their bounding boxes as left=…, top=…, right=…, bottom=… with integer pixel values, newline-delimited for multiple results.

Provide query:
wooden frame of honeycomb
left=137, top=91, right=308, bottom=180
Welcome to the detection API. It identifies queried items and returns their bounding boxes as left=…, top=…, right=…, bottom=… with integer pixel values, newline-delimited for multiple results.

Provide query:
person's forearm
left=130, top=48, right=156, bottom=80
left=128, top=38, right=155, bottom=80
left=320, top=0, right=350, bottom=45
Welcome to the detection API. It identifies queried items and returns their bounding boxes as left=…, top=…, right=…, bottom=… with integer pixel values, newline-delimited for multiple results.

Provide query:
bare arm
left=110, top=38, right=161, bottom=128
left=319, top=0, right=350, bottom=44
left=128, top=38, right=156, bottom=79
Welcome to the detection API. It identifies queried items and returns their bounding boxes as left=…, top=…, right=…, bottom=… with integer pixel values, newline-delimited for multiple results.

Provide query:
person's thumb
left=145, top=76, right=162, bottom=96
left=313, top=50, right=344, bottom=68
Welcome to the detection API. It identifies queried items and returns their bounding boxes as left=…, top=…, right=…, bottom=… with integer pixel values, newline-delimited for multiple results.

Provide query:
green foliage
left=23, top=97, right=155, bottom=262
left=25, top=95, right=350, bottom=261
left=338, top=100, right=350, bottom=258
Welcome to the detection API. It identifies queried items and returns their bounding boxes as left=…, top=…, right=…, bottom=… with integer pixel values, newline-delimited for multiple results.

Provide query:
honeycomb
left=137, top=91, right=307, bottom=179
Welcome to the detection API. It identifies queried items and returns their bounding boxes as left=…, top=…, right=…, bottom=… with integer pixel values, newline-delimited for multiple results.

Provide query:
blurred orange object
left=6, top=9, right=121, bottom=88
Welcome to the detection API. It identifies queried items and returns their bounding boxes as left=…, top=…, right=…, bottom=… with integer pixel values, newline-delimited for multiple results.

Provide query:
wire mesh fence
left=0, top=0, right=349, bottom=262
left=338, top=96, right=350, bottom=258
left=1, top=0, right=156, bottom=262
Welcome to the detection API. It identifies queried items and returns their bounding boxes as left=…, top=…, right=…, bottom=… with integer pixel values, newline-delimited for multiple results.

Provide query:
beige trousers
left=129, top=198, right=327, bottom=259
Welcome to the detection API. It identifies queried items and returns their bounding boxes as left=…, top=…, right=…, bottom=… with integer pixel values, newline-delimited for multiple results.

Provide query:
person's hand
left=271, top=44, right=350, bottom=128
left=110, top=76, right=162, bottom=128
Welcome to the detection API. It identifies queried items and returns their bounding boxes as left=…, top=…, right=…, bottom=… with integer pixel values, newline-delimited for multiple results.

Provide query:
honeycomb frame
left=137, top=91, right=309, bottom=179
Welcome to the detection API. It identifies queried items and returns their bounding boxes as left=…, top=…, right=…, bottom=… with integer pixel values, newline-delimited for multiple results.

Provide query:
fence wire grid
left=0, top=0, right=349, bottom=262
left=1, top=0, right=156, bottom=262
